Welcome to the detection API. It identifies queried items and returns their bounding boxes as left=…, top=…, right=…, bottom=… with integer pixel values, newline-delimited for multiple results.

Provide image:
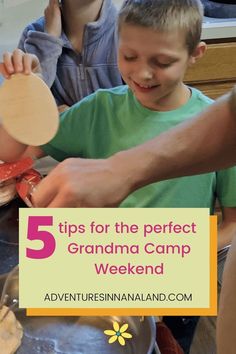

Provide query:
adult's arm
left=217, top=234, right=236, bottom=354
left=32, top=87, right=236, bottom=207
left=218, top=207, right=236, bottom=250
left=124, top=88, right=236, bottom=188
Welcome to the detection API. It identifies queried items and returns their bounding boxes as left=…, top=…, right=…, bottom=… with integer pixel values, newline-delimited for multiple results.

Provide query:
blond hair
left=118, top=0, right=203, bottom=54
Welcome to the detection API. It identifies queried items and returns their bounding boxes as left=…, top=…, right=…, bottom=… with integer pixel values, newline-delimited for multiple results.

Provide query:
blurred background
left=0, top=0, right=235, bottom=58
left=0, top=0, right=235, bottom=86
left=0, top=0, right=123, bottom=58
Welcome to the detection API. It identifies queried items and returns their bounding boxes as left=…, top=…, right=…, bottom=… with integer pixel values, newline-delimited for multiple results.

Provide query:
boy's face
left=118, top=24, right=193, bottom=111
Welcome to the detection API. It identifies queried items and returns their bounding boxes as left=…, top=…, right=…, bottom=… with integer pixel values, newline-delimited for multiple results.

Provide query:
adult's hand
left=31, top=155, right=134, bottom=207
left=44, top=0, right=62, bottom=38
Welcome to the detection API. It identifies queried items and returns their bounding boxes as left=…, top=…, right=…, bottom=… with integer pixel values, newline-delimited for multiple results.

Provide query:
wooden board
left=0, top=73, right=59, bottom=146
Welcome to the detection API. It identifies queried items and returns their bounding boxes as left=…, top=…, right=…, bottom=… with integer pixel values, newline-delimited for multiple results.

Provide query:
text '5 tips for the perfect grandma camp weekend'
left=25, top=216, right=197, bottom=276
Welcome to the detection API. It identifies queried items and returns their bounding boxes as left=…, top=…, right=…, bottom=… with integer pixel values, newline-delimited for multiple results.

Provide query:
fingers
left=45, top=0, right=59, bottom=14
left=0, top=49, right=41, bottom=79
left=47, top=192, right=78, bottom=207
left=2, top=52, right=14, bottom=76
left=32, top=178, right=77, bottom=208
left=58, top=105, right=70, bottom=113
left=24, top=53, right=41, bottom=75
left=31, top=157, right=119, bottom=208
left=46, top=0, right=61, bottom=17
left=31, top=159, right=83, bottom=207
left=31, top=173, right=57, bottom=207
left=44, top=0, right=61, bottom=37
left=0, top=62, right=11, bottom=79
left=48, top=0, right=60, bottom=8
left=3, top=49, right=24, bottom=74
left=0, top=51, right=17, bottom=78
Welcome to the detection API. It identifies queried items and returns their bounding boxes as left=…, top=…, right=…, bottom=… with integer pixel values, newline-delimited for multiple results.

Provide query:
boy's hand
left=0, top=49, right=41, bottom=79
left=44, top=0, right=62, bottom=38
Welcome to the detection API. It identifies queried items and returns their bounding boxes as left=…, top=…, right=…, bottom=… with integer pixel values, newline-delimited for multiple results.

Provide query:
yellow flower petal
left=104, top=330, right=116, bottom=336
left=120, top=323, right=129, bottom=333
left=109, top=335, right=118, bottom=344
left=113, top=321, right=120, bottom=332
left=121, top=332, right=132, bottom=339
left=118, top=336, right=126, bottom=346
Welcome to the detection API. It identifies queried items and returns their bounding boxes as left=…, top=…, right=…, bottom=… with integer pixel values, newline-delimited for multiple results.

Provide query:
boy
left=1, top=2, right=236, bottom=351
left=17, top=0, right=123, bottom=108
left=1, top=0, right=236, bottom=247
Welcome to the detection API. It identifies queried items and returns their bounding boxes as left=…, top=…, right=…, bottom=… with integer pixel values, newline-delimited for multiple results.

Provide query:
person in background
left=17, top=0, right=122, bottom=110
left=201, top=0, right=236, bottom=18
left=1, top=1, right=236, bottom=352
left=16, top=0, right=123, bottom=174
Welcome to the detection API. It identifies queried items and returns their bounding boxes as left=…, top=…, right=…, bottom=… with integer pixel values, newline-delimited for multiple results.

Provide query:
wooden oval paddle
left=0, top=73, right=59, bottom=146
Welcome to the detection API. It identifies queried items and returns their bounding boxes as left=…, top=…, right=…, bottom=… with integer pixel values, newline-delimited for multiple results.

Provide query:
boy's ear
left=189, top=41, right=207, bottom=65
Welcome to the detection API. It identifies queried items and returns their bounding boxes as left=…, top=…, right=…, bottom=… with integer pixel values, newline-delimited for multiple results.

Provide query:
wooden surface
left=184, top=41, right=236, bottom=99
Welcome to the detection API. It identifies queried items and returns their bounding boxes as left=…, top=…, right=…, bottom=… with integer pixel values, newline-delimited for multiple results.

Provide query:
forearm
left=112, top=90, right=236, bottom=193
left=0, top=126, right=27, bottom=161
left=218, top=222, right=236, bottom=250
left=217, top=234, right=236, bottom=354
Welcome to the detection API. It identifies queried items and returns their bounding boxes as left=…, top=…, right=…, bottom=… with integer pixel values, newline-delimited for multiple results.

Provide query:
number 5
left=26, top=216, right=56, bottom=259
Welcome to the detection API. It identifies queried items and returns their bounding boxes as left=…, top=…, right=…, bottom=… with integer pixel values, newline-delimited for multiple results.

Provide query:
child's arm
left=218, top=207, right=236, bottom=250
left=44, top=0, right=62, bottom=38
left=0, top=123, right=45, bottom=162
left=18, top=0, right=63, bottom=89
left=0, top=128, right=27, bottom=162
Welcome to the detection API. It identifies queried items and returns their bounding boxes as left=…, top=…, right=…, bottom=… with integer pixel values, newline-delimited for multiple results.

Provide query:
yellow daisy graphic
left=104, top=321, right=132, bottom=346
